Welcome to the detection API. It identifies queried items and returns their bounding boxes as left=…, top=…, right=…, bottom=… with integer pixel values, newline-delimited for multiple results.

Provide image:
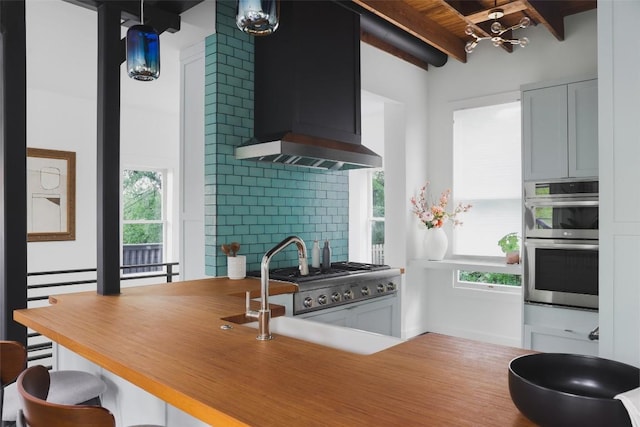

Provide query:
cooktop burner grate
left=246, top=262, right=390, bottom=283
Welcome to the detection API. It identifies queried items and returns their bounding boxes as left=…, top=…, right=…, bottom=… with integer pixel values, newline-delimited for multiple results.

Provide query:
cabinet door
left=351, top=296, right=400, bottom=337
left=300, top=308, right=350, bottom=327
left=568, top=79, right=598, bottom=177
left=524, top=324, right=598, bottom=356
left=523, top=85, right=569, bottom=180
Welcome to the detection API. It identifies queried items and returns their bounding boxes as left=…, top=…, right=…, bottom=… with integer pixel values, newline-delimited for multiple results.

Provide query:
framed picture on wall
left=27, top=148, right=76, bottom=242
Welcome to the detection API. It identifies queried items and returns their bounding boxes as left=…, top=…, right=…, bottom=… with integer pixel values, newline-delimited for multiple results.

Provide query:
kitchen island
left=14, top=277, right=534, bottom=426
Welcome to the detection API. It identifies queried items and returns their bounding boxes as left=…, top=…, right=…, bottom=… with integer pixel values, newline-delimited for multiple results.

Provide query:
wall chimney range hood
left=235, top=1, right=382, bottom=171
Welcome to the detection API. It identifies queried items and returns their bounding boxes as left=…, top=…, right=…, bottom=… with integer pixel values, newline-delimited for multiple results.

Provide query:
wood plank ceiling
left=352, top=0, right=597, bottom=65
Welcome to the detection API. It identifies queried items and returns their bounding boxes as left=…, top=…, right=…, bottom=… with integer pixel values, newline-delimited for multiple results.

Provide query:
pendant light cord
left=140, top=0, right=144, bottom=24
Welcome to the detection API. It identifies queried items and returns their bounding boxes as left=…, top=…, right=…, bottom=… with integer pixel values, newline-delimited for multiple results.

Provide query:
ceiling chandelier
left=465, top=7, right=531, bottom=54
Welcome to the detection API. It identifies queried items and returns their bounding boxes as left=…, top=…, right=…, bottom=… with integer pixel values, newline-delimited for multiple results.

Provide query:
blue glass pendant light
left=127, top=0, right=160, bottom=81
left=236, top=0, right=279, bottom=36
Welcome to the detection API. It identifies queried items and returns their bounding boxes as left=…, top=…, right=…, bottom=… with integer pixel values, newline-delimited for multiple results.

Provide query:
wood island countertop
left=14, top=277, right=535, bottom=426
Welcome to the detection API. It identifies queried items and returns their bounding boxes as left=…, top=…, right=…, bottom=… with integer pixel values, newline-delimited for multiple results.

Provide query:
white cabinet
left=298, top=294, right=401, bottom=337
left=524, top=303, right=599, bottom=356
left=522, top=77, right=598, bottom=180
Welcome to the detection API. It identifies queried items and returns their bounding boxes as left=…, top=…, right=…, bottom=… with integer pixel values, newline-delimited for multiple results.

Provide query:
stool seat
left=2, top=370, right=106, bottom=422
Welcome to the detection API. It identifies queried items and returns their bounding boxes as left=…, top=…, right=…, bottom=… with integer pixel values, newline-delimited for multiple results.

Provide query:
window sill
left=411, top=256, right=523, bottom=275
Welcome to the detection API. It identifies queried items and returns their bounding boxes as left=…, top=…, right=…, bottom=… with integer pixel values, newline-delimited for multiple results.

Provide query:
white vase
left=227, top=255, right=246, bottom=280
left=423, top=228, right=448, bottom=261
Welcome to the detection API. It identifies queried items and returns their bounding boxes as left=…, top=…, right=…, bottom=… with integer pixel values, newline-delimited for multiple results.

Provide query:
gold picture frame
left=27, top=148, right=76, bottom=242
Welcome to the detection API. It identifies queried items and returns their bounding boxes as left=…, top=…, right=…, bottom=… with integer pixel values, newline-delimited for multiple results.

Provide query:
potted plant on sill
left=498, top=232, right=520, bottom=264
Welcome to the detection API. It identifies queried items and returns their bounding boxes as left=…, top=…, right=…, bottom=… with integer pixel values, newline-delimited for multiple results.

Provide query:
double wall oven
left=524, top=179, right=599, bottom=309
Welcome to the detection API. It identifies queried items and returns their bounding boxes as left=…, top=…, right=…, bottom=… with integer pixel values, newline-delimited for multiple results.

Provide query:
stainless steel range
left=247, top=262, right=402, bottom=337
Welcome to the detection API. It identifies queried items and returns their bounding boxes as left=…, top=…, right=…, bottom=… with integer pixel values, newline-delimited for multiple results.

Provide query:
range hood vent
left=235, top=1, right=382, bottom=171
left=235, top=132, right=382, bottom=171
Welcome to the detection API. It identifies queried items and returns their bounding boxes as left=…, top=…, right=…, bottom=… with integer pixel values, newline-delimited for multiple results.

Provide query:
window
left=122, top=169, right=166, bottom=273
left=371, top=170, right=385, bottom=264
left=452, top=99, right=522, bottom=287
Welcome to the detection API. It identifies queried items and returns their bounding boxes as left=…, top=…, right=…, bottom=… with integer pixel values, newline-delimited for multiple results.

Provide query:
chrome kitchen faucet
left=246, top=235, right=309, bottom=340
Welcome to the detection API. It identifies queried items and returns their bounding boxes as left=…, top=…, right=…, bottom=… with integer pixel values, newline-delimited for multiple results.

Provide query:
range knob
left=318, top=295, right=328, bottom=305
left=361, top=286, right=370, bottom=296
left=343, top=290, right=354, bottom=300
left=377, top=283, right=386, bottom=293
left=331, top=292, right=341, bottom=303
left=303, top=297, right=313, bottom=308
left=386, top=282, right=397, bottom=291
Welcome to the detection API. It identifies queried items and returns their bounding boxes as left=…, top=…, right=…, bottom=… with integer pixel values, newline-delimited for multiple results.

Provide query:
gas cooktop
left=246, top=261, right=390, bottom=283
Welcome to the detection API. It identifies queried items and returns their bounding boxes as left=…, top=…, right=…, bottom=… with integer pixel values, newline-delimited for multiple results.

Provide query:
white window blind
left=453, top=101, right=522, bottom=256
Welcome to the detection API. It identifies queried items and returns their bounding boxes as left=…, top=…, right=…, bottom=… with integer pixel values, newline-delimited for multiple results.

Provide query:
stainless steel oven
left=524, top=238, right=598, bottom=309
left=524, top=180, right=598, bottom=240
left=524, top=179, right=599, bottom=309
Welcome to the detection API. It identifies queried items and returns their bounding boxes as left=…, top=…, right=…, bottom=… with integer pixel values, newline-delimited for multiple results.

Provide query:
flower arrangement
left=410, top=182, right=472, bottom=229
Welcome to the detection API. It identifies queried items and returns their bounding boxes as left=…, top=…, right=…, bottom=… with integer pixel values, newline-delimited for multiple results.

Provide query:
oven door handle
left=525, top=200, right=599, bottom=208
left=524, top=241, right=599, bottom=250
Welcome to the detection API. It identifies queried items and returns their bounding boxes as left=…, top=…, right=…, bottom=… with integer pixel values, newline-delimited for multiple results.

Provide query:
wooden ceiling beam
left=522, top=0, right=564, bottom=40
left=352, top=0, right=467, bottom=63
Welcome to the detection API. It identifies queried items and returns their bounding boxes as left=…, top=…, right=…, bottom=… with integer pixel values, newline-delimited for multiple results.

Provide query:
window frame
left=449, top=91, right=523, bottom=291
left=121, top=167, right=168, bottom=274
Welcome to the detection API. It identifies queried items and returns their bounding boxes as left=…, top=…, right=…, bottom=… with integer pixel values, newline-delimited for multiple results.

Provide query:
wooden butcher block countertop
left=14, top=277, right=535, bottom=426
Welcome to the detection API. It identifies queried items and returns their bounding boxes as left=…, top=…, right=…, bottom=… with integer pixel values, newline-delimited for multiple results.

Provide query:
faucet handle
left=245, top=291, right=258, bottom=319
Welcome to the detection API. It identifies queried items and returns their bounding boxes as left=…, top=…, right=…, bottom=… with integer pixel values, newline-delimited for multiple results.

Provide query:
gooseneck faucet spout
left=255, top=235, right=308, bottom=340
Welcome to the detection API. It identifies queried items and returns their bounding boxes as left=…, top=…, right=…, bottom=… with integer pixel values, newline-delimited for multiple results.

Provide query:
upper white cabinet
left=522, top=77, right=598, bottom=180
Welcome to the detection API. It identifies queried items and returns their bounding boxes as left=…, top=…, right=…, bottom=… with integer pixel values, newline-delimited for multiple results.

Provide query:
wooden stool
left=17, top=366, right=163, bottom=427
left=1, top=341, right=106, bottom=425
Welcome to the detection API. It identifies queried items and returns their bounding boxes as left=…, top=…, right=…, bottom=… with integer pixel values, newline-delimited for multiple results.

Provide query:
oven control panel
left=293, top=269, right=401, bottom=315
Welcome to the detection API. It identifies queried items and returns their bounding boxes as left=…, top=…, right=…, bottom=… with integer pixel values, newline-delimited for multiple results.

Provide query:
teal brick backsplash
left=204, top=0, right=348, bottom=276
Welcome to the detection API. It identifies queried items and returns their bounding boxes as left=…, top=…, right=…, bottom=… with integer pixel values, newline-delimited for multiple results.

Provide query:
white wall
left=360, top=43, right=429, bottom=338
left=598, top=0, right=640, bottom=366
left=416, top=10, right=597, bottom=345
left=25, top=0, right=213, bottom=275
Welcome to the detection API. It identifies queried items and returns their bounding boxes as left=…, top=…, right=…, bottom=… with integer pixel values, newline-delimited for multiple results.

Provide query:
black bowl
left=509, top=353, right=639, bottom=427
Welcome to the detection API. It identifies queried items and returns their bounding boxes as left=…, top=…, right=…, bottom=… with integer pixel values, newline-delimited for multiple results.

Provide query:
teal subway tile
left=310, top=216, right=322, bottom=224
left=249, top=225, right=265, bottom=235
left=249, top=167, right=264, bottom=177
left=278, top=206, right=292, bottom=216
left=264, top=225, right=279, bottom=234
left=249, top=186, right=265, bottom=197
left=218, top=205, right=234, bottom=216
left=234, top=205, right=250, bottom=215
left=264, top=206, right=278, bottom=216
left=234, top=48, right=249, bottom=62
left=264, top=187, right=279, bottom=197
left=242, top=234, right=258, bottom=245
left=271, top=215, right=285, bottom=225
left=233, top=225, right=250, bottom=235
left=257, top=215, right=273, bottom=225
left=226, top=175, right=241, bottom=185
left=218, top=225, right=234, bottom=236
left=241, top=177, right=258, bottom=189
left=257, top=233, right=272, bottom=243
left=327, top=207, right=338, bottom=216
left=227, top=56, right=243, bottom=70
left=285, top=215, right=298, bottom=224
left=326, top=223, right=338, bottom=232
left=278, top=224, right=291, bottom=234
left=234, top=165, right=249, bottom=176
left=226, top=195, right=242, bottom=205
left=242, top=196, right=258, bottom=206
left=227, top=96, right=243, bottom=108
left=234, top=186, right=249, bottom=196
left=291, top=224, right=304, bottom=233
left=218, top=185, right=234, bottom=195
left=242, top=215, right=260, bottom=225
left=315, top=224, right=327, bottom=233
left=249, top=205, right=264, bottom=216
left=218, top=63, right=235, bottom=76
left=227, top=216, right=242, bottom=225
